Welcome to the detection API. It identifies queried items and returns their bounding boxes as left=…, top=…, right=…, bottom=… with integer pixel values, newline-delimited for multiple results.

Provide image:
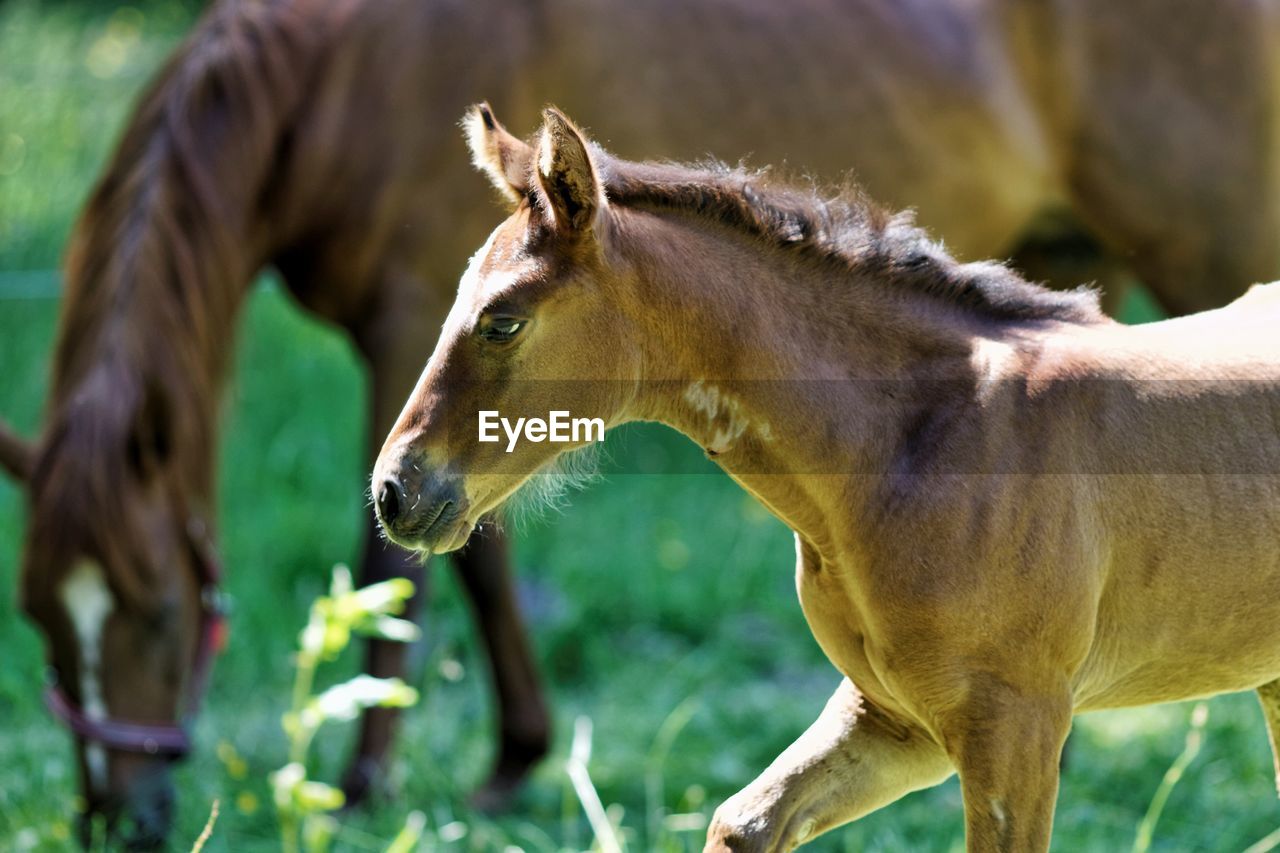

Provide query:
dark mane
left=598, top=157, right=1101, bottom=324
left=27, top=0, right=322, bottom=606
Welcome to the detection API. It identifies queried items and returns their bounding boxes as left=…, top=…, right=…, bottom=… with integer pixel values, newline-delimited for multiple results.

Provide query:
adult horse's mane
left=598, top=156, right=1102, bottom=324
left=26, top=0, right=323, bottom=609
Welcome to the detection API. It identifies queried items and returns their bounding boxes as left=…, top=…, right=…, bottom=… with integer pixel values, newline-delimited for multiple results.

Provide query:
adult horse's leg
left=340, top=300, right=441, bottom=804
left=450, top=526, right=550, bottom=811
left=1058, top=0, right=1276, bottom=317
left=343, top=293, right=548, bottom=806
left=705, top=680, right=953, bottom=852
left=1256, top=680, right=1280, bottom=796
left=341, top=514, right=426, bottom=804
left=341, top=523, right=550, bottom=809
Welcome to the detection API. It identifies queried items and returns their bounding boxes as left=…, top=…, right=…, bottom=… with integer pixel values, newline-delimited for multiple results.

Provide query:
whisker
left=505, top=443, right=603, bottom=526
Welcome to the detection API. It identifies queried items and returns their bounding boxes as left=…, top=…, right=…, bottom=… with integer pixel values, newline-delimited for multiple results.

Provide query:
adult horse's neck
left=616, top=208, right=1051, bottom=553
left=45, top=0, right=319, bottom=504
left=52, top=166, right=264, bottom=502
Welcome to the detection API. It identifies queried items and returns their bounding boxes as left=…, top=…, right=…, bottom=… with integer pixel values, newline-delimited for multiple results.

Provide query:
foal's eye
left=478, top=317, right=526, bottom=344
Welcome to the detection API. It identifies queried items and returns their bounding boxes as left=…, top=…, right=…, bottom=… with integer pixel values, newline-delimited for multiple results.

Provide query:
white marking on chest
left=683, top=380, right=772, bottom=453
left=59, top=561, right=115, bottom=792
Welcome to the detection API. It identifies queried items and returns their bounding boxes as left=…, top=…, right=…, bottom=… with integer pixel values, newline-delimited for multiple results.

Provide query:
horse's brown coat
left=375, top=107, right=1280, bottom=851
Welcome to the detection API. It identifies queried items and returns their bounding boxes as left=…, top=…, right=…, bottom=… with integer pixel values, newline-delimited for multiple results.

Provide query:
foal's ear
left=463, top=102, right=532, bottom=205
left=534, top=107, right=604, bottom=233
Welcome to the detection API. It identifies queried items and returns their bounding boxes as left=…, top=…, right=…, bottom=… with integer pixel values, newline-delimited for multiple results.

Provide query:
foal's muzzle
left=374, top=459, right=466, bottom=552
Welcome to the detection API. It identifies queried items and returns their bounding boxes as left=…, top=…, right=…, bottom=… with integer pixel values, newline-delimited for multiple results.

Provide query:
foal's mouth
left=394, top=498, right=470, bottom=554
left=418, top=499, right=454, bottom=539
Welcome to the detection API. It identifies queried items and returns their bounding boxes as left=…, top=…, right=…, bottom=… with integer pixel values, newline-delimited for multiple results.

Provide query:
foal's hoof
left=706, top=793, right=814, bottom=853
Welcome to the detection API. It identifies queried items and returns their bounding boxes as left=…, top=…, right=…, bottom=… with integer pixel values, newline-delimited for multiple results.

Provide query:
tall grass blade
left=1243, top=825, right=1280, bottom=853
left=1132, top=702, right=1209, bottom=853
left=384, top=810, right=426, bottom=853
left=567, top=716, right=624, bottom=853
left=645, top=697, right=700, bottom=847
left=189, top=800, right=219, bottom=853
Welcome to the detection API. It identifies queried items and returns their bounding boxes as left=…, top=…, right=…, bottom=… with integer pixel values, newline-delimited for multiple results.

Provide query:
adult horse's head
left=374, top=105, right=640, bottom=553
left=3, top=0, right=315, bottom=835
left=9, top=352, right=224, bottom=848
left=8, top=77, right=240, bottom=839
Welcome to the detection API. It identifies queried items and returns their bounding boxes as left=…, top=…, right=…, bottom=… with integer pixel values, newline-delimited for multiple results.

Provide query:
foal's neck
left=617, top=211, right=1026, bottom=550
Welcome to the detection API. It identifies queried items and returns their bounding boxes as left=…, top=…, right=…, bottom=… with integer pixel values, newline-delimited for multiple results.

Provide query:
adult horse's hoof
left=468, top=729, right=550, bottom=814
left=467, top=772, right=524, bottom=815
left=339, top=756, right=385, bottom=808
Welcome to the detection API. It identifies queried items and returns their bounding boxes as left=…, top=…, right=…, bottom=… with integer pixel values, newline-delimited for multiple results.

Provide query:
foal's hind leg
left=1256, top=680, right=1280, bottom=796
left=705, top=679, right=954, bottom=852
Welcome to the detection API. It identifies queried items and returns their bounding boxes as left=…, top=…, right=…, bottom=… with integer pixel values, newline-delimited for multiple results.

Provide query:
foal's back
left=1055, top=284, right=1280, bottom=379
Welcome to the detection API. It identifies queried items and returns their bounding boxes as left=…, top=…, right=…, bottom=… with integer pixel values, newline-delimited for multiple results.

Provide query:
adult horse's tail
left=0, top=419, right=34, bottom=482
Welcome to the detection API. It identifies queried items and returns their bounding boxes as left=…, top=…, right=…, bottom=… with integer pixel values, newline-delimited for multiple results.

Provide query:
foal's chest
left=793, top=535, right=913, bottom=718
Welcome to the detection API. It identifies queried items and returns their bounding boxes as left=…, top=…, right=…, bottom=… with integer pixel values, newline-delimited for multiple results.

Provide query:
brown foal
left=373, top=106, right=1280, bottom=851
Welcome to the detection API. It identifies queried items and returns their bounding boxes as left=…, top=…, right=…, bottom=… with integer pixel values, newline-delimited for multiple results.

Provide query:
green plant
left=1132, top=702, right=1209, bottom=853
left=270, top=565, right=424, bottom=853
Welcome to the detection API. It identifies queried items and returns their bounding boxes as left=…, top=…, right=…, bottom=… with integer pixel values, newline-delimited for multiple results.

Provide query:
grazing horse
left=372, top=106, right=1280, bottom=852
left=1, top=1, right=554, bottom=845
left=4, top=0, right=1279, bottom=842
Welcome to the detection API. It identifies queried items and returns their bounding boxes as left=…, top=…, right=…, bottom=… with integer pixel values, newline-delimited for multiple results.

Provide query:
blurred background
left=0, top=1, right=1275, bottom=850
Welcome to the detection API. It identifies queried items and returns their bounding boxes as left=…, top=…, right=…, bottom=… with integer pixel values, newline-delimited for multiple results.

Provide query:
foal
left=374, top=106, right=1280, bottom=851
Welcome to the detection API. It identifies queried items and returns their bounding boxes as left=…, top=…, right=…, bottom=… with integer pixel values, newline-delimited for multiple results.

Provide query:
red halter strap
left=44, top=517, right=228, bottom=758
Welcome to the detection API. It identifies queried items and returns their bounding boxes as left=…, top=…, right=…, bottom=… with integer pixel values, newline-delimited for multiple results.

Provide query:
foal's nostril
left=376, top=478, right=404, bottom=527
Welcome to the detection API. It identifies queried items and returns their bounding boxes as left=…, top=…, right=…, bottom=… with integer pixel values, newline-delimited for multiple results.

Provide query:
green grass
left=1, top=2, right=1278, bottom=850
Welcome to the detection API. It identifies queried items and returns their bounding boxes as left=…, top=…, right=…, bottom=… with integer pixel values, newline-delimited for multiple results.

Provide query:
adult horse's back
left=527, top=0, right=1280, bottom=314
left=252, top=0, right=1280, bottom=317
left=4, top=0, right=1278, bottom=843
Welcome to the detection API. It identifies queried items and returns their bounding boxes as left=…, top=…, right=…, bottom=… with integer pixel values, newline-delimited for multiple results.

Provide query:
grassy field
left=1, top=1, right=1277, bottom=850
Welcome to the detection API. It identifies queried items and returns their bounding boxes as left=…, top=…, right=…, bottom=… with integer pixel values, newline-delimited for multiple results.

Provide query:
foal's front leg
left=942, top=686, right=1073, bottom=852
left=705, top=679, right=953, bottom=852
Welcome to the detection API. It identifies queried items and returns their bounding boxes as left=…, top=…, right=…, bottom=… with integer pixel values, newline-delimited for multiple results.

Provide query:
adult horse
left=3, top=0, right=1278, bottom=844
left=373, top=104, right=1280, bottom=852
